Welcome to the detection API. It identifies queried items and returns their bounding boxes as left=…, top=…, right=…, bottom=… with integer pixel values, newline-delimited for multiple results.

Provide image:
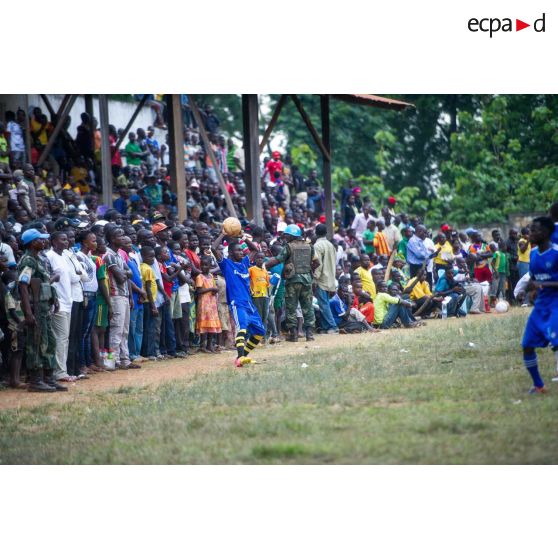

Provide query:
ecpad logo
left=468, top=13, right=546, bottom=37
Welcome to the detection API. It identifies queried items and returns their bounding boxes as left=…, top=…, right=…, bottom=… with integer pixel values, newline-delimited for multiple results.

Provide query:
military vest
left=287, top=241, right=312, bottom=275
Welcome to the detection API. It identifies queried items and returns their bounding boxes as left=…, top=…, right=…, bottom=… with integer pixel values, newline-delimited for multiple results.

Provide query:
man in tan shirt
left=313, top=224, right=339, bottom=333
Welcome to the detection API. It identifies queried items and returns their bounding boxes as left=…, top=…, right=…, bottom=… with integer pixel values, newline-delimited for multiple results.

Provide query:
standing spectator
left=382, top=210, right=401, bottom=252
left=249, top=251, right=270, bottom=334
left=468, top=231, right=493, bottom=284
left=122, top=235, right=145, bottom=366
left=351, top=205, right=374, bottom=241
left=124, top=132, right=146, bottom=168
left=64, top=228, right=86, bottom=379
left=397, top=226, right=413, bottom=261
left=46, top=231, right=78, bottom=382
left=517, top=227, right=531, bottom=279
left=195, top=255, right=221, bottom=353
left=506, top=228, right=519, bottom=301
left=105, top=227, right=134, bottom=370
left=17, top=229, right=63, bottom=392
left=109, top=124, right=122, bottom=177
left=5, top=111, right=26, bottom=166
left=373, top=220, right=390, bottom=257
left=155, top=245, right=179, bottom=358
left=0, top=123, right=10, bottom=168
left=204, top=106, right=220, bottom=134
left=137, top=128, right=156, bottom=175
left=313, top=224, right=338, bottom=333
left=362, top=220, right=376, bottom=256
left=140, top=245, right=160, bottom=360
left=490, top=240, right=510, bottom=303
left=407, top=225, right=431, bottom=278
left=75, top=230, right=99, bottom=375
left=146, top=126, right=160, bottom=170
left=75, top=113, right=94, bottom=160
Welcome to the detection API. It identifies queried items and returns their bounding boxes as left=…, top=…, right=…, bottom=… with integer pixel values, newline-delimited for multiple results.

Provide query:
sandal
left=127, top=363, right=141, bottom=369
left=59, top=375, right=78, bottom=382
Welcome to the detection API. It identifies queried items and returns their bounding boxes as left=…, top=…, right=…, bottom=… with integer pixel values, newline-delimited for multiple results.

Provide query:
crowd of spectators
left=0, top=98, right=534, bottom=392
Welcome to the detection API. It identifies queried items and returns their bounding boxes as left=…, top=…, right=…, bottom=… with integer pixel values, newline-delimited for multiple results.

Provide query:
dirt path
left=0, top=311, right=515, bottom=411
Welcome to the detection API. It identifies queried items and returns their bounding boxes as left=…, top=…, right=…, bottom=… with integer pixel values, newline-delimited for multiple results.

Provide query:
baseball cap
left=54, top=217, right=80, bottom=231
left=22, top=228, right=50, bottom=245
left=152, top=222, right=168, bottom=234
left=276, top=221, right=287, bottom=233
left=152, top=211, right=165, bottom=221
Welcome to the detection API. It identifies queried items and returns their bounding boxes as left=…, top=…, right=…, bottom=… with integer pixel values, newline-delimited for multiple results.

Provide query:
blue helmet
left=284, top=224, right=302, bottom=238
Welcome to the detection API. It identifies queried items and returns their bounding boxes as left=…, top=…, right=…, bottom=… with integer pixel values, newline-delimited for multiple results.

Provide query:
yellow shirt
left=140, top=262, right=157, bottom=302
left=434, top=241, right=453, bottom=266
left=249, top=266, right=270, bottom=298
left=409, top=280, right=432, bottom=301
left=373, top=292, right=400, bottom=325
left=37, top=183, right=55, bottom=197
left=355, top=266, right=377, bottom=300
left=518, top=239, right=531, bottom=263
left=30, top=117, right=48, bottom=146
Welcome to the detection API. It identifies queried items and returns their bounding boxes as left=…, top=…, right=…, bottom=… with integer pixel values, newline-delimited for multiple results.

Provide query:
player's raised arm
left=212, top=232, right=225, bottom=262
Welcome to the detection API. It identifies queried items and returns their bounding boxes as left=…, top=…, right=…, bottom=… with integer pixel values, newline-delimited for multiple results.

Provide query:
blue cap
left=22, top=228, right=50, bottom=246
left=284, top=224, right=302, bottom=238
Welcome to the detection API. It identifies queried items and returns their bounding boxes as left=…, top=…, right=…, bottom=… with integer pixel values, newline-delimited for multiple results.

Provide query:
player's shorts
left=230, top=301, right=265, bottom=337
left=522, top=305, right=558, bottom=349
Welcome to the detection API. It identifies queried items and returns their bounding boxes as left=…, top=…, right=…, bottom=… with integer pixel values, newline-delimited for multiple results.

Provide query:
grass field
left=1, top=309, right=557, bottom=464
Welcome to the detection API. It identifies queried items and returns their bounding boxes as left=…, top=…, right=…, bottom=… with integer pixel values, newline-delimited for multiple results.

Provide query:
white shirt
left=46, top=249, right=74, bottom=313
left=0, top=243, right=16, bottom=265
left=424, top=237, right=435, bottom=273
left=6, top=121, right=25, bottom=152
left=76, top=250, right=98, bottom=293
left=64, top=249, right=85, bottom=302
left=351, top=213, right=374, bottom=240
left=176, top=255, right=191, bottom=303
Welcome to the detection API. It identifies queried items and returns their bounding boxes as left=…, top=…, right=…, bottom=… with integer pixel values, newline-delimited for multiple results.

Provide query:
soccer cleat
left=551, top=374, right=558, bottom=382
left=528, top=386, right=547, bottom=395
left=235, top=357, right=243, bottom=368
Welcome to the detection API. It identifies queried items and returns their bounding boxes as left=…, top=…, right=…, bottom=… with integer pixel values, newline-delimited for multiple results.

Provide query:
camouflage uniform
left=17, top=250, right=57, bottom=375
left=276, top=240, right=316, bottom=331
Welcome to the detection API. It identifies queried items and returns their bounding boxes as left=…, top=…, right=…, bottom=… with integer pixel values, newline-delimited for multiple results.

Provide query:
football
left=495, top=300, right=509, bottom=313
left=222, top=217, right=242, bottom=237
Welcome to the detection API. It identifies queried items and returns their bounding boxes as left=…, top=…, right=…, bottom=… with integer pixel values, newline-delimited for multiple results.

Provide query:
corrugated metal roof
left=332, top=94, right=413, bottom=111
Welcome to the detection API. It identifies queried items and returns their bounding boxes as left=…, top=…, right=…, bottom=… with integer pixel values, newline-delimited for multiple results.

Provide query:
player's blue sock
left=524, top=353, right=544, bottom=388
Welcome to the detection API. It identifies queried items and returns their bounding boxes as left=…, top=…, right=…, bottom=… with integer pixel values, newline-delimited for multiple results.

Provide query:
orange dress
left=195, top=274, right=222, bottom=334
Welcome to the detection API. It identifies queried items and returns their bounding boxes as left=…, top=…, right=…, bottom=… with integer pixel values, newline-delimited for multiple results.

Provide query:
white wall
left=0, top=94, right=168, bottom=146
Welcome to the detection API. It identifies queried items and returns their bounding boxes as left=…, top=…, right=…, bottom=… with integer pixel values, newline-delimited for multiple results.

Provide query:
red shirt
left=159, top=262, right=173, bottom=297
left=265, top=160, right=283, bottom=181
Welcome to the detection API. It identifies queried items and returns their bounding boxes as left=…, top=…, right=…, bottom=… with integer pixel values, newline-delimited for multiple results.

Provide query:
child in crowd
left=156, top=246, right=179, bottom=358
left=195, top=255, right=221, bottom=353
left=215, top=269, right=233, bottom=351
left=249, top=251, right=270, bottom=337
left=490, top=240, right=509, bottom=303
left=92, top=235, right=110, bottom=370
left=140, top=246, right=159, bottom=360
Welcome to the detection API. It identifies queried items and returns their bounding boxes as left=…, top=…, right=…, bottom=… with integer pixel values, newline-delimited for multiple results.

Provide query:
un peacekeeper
left=17, top=228, right=67, bottom=393
left=265, top=224, right=319, bottom=342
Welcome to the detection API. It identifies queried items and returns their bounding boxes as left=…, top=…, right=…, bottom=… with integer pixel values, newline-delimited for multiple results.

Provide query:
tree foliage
left=195, top=94, right=558, bottom=225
